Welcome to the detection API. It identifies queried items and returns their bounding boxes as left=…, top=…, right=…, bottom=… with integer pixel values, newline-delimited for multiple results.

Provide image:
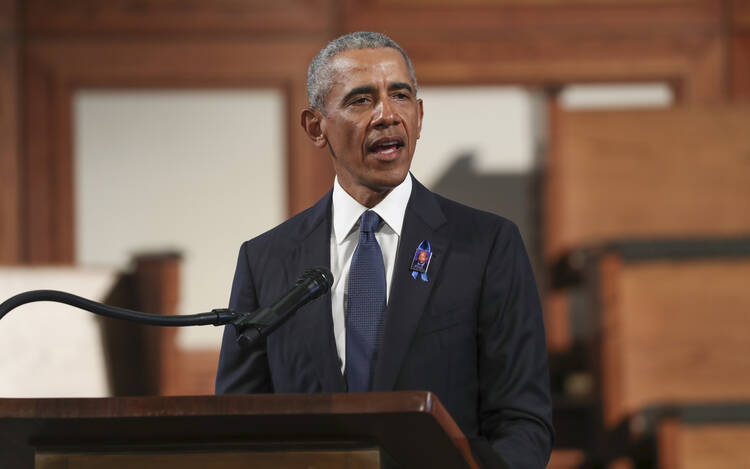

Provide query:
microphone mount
left=232, top=267, right=334, bottom=347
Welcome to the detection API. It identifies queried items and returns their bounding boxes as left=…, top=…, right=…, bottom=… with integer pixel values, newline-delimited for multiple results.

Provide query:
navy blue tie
left=345, top=210, right=386, bottom=392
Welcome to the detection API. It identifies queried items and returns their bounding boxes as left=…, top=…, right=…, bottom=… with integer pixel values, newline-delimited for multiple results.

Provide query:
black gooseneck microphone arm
left=0, top=267, right=333, bottom=348
left=0, top=289, right=234, bottom=326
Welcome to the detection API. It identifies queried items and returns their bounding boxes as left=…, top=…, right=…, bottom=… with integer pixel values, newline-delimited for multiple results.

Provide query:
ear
left=300, top=108, right=328, bottom=149
left=416, top=98, right=424, bottom=140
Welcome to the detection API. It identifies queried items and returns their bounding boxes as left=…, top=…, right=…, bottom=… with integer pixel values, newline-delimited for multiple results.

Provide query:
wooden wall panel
left=0, top=45, right=20, bottom=264
left=730, top=0, right=750, bottom=30
left=545, top=105, right=750, bottom=261
left=24, top=56, right=70, bottom=263
left=288, top=76, right=336, bottom=215
left=344, top=1, right=727, bottom=104
left=23, top=38, right=332, bottom=263
left=601, top=258, right=750, bottom=426
left=16, top=0, right=738, bottom=263
left=403, top=33, right=725, bottom=103
left=26, top=0, right=333, bottom=35
left=0, top=0, right=18, bottom=34
left=0, top=0, right=20, bottom=264
left=343, top=1, right=721, bottom=38
left=731, top=0, right=750, bottom=99
left=730, top=34, right=750, bottom=99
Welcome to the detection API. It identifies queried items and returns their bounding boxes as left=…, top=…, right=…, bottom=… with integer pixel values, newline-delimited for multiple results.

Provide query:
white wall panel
left=411, top=86, right=543, bottom=187
left=74, top=90, right=285, bottom=349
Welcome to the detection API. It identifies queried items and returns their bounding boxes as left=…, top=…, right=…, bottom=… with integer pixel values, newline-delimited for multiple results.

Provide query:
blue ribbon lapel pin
left=410, top=240, right=432, bottom=282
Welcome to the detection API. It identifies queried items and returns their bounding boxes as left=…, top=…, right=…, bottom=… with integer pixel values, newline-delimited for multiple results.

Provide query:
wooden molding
left=730, top=33, right=750, bottom=99
left=24, top=55, right=71, bottom=263
left=342, top=1, right=722, bottom=39
left=37, top=450, right=382, bottom=469
left=0, top=0, right=19, bottom=35
left=730, top=0, right=750, bottom=31
left=403, top=32, right=726, bottom=104
left=343, top=1, right=729, bottom=106
left=17, top=1, right=738, bottom=263
left=23, top=38, right=332, bottom=263
left=0, top=0, right=20, bottom=264
left=25, top=0, right=334, bottom=35
left=0, top=40, right=20, bottom=264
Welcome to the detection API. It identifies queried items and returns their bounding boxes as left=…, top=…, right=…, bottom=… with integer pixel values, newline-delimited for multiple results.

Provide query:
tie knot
left=359, top=210, right=381, bottom=234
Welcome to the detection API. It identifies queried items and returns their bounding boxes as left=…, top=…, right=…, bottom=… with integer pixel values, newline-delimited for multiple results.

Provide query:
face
left=302, top=48, right=423, bottom=207
left=418, top=251, right=428, bottom=263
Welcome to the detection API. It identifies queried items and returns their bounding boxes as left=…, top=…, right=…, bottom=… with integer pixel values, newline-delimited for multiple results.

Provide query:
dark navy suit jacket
left=216, top=177, right=554, bottom=468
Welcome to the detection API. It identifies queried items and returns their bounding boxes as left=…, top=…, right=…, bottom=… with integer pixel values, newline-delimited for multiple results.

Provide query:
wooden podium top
left=0, top=391, right=478, bottom=469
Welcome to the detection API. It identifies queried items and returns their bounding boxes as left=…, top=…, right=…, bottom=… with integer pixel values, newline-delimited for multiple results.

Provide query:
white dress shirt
left=329, top=174, right=412, bottom=373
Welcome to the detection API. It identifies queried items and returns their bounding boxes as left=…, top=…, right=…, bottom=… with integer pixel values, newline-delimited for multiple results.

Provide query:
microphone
left=232, top=267, right=333, bottom=347
left=0, top=268, right=332, bottom=337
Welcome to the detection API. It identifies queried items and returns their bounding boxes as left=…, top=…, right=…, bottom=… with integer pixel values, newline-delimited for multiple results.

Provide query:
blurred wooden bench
left=596, top=246, right=750, bottom=427
left=658, top=415, right=750, bottom=469
left=545, top=105, right=750, bottom=264
left=611, top=403, right=750, bottom=469
left=104, top=252, right=219, bottom=396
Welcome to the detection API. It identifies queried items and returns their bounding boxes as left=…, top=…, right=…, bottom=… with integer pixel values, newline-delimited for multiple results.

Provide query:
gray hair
left=306, top=31, right=418, bottom=112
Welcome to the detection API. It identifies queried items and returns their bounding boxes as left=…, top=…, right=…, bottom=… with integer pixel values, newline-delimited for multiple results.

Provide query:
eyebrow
left=341, top=82, right=415, bottom=104
left=389, top=82, right=414, bottom=94
left=342, top=85, right=376, bottom=103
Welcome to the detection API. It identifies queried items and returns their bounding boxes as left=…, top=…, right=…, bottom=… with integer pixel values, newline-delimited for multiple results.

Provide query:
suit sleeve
left=478, top=221, right=554, bottom=468
left=215, top=241, right=274, bottom=394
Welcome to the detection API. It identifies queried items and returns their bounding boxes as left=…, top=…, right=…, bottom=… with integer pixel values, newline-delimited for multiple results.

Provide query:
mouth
left=367, top=136, right=405, bottom=158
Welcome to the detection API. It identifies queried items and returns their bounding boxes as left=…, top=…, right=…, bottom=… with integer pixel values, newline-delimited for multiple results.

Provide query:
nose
left=372, top=97, right=400, bottom=128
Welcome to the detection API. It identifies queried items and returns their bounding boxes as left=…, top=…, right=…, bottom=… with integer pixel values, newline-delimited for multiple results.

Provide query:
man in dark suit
left=216, top=32, right=553, bottom=468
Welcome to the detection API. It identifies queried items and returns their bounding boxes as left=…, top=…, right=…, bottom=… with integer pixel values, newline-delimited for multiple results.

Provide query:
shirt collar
left=332, top=173, right=412, bottom=245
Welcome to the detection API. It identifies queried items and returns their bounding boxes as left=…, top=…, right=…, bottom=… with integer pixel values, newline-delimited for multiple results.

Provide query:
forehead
left=327, top=48, right=412, bottom=90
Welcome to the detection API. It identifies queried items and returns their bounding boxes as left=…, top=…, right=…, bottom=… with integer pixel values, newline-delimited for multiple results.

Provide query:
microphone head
left=300, top=267, right=334, bottom=295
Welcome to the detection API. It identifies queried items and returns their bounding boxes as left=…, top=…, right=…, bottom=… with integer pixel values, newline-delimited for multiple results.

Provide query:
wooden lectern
left=0, top=391, right=478, bottom=469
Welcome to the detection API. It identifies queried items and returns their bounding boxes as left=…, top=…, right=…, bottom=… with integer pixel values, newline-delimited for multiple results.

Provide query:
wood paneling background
left=3, top=1, right=750, bottom=410
left=730, top=0, right=750, bottom=99
left=0, top=0, right=20, bottom=264
left=22, top=38, right=330, bottom=262
left=25, top=0, right=333, bottom=35
left=2, top=0, right=745, bottom=264
left=731, top=34, right=750, bottom=98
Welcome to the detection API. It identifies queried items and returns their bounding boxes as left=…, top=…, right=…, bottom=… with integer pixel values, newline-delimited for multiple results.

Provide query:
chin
left=371, top=170, right=409, bottom=190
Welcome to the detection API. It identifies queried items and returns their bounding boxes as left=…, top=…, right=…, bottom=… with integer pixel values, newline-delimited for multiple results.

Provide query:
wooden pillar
left=0, top=0, right=21, bottom=264
left=287, top=74, right=336, bottom=216
left=729, top=0, right=750, bottom=99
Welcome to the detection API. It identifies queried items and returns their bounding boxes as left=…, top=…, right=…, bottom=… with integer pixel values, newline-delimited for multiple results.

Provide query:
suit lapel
left=373, top=179, right=449, bottom=391
left=287, top=192, right=346, bottom=392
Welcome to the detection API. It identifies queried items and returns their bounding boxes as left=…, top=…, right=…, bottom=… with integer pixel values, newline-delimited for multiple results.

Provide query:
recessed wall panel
left=74, top=90, right=285, bottom=349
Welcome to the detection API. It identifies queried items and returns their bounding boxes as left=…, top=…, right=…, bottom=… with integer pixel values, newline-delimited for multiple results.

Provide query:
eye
left=349, top=96, right=370, bottom=106
left=393, top=92, right=410, bottom=100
